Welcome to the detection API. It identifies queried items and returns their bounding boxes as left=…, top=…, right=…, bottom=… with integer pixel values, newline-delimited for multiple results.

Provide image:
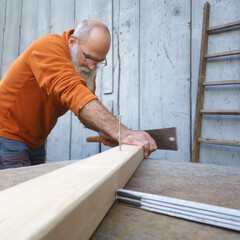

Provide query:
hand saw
left=86, top=127, right=177, bottom=151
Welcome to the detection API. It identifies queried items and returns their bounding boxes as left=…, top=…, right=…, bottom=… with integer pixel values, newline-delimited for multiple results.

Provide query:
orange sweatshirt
left=0, top=29, right=98, bottom=149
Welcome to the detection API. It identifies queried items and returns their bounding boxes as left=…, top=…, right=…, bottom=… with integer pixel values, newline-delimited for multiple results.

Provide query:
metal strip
left=116, top=189, right=240, bottom=231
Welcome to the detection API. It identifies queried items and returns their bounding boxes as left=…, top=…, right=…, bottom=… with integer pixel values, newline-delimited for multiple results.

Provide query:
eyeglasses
left=78, top=42, right=107, bottom=68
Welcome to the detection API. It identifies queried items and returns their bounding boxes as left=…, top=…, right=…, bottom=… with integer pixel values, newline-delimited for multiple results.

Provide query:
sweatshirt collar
left=61, top=29, right=74, bottom=44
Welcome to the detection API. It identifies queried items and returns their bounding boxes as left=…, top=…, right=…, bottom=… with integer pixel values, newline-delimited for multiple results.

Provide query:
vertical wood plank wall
left=0, top=0, right=239, bottom=166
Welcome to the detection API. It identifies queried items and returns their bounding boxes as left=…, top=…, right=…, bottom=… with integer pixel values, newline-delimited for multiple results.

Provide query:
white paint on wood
left=37, top=0, right=51, bottom=38
left=1, top=0, right=21, bottom=77
left=0, top=145, right=143, bottom=240
left=73, top=0, right=114, bottom=156
left=0, top=0, right=6, bottom=79
left=70, top=0, right=105, bottom=160
left=112, top=0, right=140, bottom=132
left=88, top=0, right=114, bottom=155
left=140, top=0, right=191, bottom=161
left=88, top=0, right=113, bottom=95
left=71, top=1, right=96, bottom=160
left=50, top=0, right=75, bottom=34
left=20, top=0, right=38, bottom=54
left=20, top=0, right=50, bottom=54
left=46, top=0, right=75, bottom=162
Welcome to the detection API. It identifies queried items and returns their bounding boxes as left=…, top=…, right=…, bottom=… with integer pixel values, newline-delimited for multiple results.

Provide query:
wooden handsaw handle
left=86, top=136, right=103, bottom=142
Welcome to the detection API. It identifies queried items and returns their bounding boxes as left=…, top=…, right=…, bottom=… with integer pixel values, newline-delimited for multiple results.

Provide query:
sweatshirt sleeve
left=28, top=35, right=98, bottom=117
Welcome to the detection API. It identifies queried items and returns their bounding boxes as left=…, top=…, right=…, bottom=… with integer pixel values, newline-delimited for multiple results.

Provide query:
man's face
left=69, top=42, right=92, bottom=76
left=69, top=42, right=97, bottom=93
left=69, top=28, right=110, bottom=72
left=70, top=40, right=108, bottom=72
left=69, top=30, right=110, bottom=92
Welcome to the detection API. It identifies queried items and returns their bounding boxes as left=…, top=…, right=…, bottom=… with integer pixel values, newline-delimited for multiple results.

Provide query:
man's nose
left=88, top=64, right=97, bottom=71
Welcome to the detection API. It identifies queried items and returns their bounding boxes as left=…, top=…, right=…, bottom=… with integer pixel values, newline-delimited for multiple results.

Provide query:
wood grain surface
left=0, top=145, right=143, bottom=240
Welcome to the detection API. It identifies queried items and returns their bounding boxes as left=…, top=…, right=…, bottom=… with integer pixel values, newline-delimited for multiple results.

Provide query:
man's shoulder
left=30, top=33, right=69, bottom=56
left=35, top=33, right=67, bottom=47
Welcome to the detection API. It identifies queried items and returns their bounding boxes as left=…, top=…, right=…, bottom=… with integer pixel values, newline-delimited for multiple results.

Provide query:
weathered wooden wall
left=0, top=0, right=239, bottom=166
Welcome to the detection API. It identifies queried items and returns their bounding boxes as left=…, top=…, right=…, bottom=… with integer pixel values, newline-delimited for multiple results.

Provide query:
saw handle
left=86, top=136, right=103, bottom=142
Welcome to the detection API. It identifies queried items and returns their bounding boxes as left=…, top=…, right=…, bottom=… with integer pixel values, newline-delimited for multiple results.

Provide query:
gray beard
left=69, top=46, right=96, bottom=93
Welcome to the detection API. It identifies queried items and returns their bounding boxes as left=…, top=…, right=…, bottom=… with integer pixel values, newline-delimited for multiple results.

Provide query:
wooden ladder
left=191, top=2, right=240, bottom=163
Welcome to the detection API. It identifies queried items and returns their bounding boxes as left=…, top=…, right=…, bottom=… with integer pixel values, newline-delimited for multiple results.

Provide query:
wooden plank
left=203, top=80, right=240, bottom=86
left=89, top=0, right=113, bottom=95
left=191, top=2, right=210, bottom=163
left=90, top=0, right=114, bottom=154
left=112, top=0, right=121, bottom=120
left=19, top=0, right=38, bottom=54
left=73, top=0, right=114, bottom=156
left=70, top=0, right=101, bottom=160
left=20, top=0, right=50, bottom=54
left=71, top=0, right=94, bottom=160
left=1, top=0, right=21, bottom=77
left=198, top=138, right=240, bottom=147
left=117, top=0, right=140, bottom=131
left=0, top=145, right=143, bottom=240
left=0, top=0, right=6, bottom=79
left=50, top=0, right=74, bottom=34
left=98, top=0, right=141, bottom=155
left=207, top=20, right=240, bottom=32
left=46, top=0, right=75, bottom=162
left=200, top=110, right=240, bottom=115
left=140, top=0, right=191, bottom=161
left=0, top=161, right=77, bottom=191
left=36, top=0, right=51, bottom=38
left=205, top=50, right=240, bottom=59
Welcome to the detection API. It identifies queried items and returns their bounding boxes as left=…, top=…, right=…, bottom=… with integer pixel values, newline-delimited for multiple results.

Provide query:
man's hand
left=121, top=130, right=157, bottom=158
left=79, top=99, right=157, bottom=158
left=100, top=131, right=157, bottom=158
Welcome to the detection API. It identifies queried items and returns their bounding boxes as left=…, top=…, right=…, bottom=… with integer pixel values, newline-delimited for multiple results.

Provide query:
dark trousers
left=0, top=137, right=46, bottom=169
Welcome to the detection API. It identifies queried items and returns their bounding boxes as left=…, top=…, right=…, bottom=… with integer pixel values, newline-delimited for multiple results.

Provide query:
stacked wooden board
left=0, top=145, right=143, bottom=240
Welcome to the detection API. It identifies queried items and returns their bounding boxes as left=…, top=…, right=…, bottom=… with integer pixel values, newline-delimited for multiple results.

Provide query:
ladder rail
left=192, top=2, right=210, bottom=163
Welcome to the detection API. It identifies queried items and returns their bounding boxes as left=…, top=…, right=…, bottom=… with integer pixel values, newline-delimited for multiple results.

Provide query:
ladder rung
left=205, top=50, right=240, bottom=59
left=203, top=80, right=240, bottom=86
left=198, top=138, right=240, bottom=147
left=200, top=110, right=240, bottom=115
left=207, top=20, right=240, bottom=32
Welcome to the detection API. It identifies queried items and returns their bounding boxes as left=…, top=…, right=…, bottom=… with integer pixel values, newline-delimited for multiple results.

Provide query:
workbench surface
left=1, top=159, right=240, bottom=240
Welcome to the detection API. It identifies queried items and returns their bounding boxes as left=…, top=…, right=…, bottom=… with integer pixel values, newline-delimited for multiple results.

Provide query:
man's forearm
left=78, top=99, right=157, bottom=158
left=78, top=99, right=127, bottom=141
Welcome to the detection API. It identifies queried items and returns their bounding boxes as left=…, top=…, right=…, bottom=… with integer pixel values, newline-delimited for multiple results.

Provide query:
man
left=0, top=19, right=157, bottom=169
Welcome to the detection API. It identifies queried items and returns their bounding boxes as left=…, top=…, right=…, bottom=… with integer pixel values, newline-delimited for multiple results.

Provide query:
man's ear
left=68, top=35, right=77, bottom=48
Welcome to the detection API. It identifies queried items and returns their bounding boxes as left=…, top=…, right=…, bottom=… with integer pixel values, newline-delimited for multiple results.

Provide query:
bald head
left=74, top=19, right=111, bottom=44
